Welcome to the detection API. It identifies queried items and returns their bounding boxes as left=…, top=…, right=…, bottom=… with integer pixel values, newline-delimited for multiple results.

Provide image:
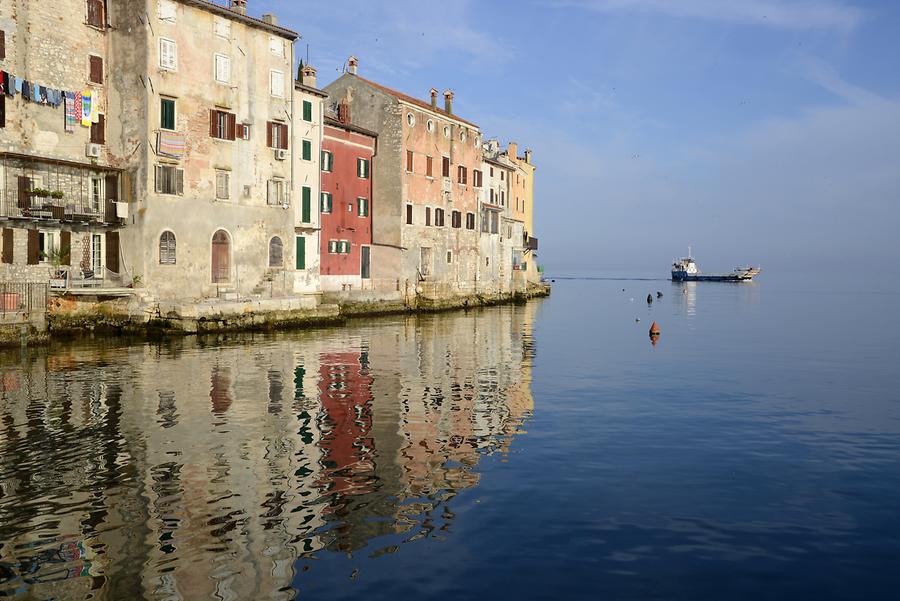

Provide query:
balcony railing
left=525, top=236, right=539, bottom=251
left=0, top=282, right=49, bottom=315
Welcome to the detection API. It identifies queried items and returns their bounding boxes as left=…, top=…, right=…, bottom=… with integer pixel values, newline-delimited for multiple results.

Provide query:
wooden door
left=212, top=230, right=230, bottom=283
left=106, top=231, right=120, bottom=274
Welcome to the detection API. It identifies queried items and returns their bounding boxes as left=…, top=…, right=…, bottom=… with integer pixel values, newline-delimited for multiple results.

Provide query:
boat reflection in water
left=0, top=303, right=539, bottom=600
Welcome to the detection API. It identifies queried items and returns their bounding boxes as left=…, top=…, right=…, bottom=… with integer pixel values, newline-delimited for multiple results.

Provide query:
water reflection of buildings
left=0, top=301, right=539, bottom=600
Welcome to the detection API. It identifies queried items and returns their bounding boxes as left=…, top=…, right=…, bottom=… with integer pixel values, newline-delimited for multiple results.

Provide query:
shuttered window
left=86, top=0, right=104, bottom=28
left=406, top=150, right=414, bottom=173
left=302, top=100, right=312, bottom=122
left=89, top=55, right=103, bottom=84
left=435, top=208, right=445, bottom=227
left=0, top=30, right=5, bottom=61
left=426, top=156, right=433, bottom=177
left=452, top=210, right=461, bottom=229
left=214, top=54, right=231, bottom=84
left=357, top=158, right=369, bottom=179
left=215, top=170, right=230, bottom=200
left=0, top=96, right=5, bottom=129
left=357, top=197, right=369, bottom=217
left=473, top=169, right=482, bottom=188
left=295, top=236, right=306, bottom=269
left=1, top=229, right=13, bottom=264
left=210, top=109, right=236, bottom=140
left=27, top=230, right=40, bottom=265
left=406, top=204, right=413, bottom=225
left=155, top=165, right=184, bottom=195
left=302, top=139, right=312, bottom=161
left=442, top=156, right=450, bottom=178
left=159, top=38, right=177, bottom=70
left=267, top=179, right=285, bottom=205
left=269, top=69, right=284, bottom=97
left=320, top=192, right=333, bottom=214
left=269, top=237, right=284, bottom=267
left=160, top=98, right=176, bottom=130
left=301, top=186, right=311, bottom=223
left=466, top=212, right=475, bottom=230
left=457, top=166, right=467, bottom=185
left=321, top=151, right=333, bottom=172
left=267, top=122, right=288, bottom=150
left=425, top=207, right=431, bottom=227
left=90, top=114, right=105, bottom=144
left=159, top=231, right=176, bottom=265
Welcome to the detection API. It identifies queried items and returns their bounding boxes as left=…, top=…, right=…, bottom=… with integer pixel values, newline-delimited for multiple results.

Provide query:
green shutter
left=296, top=236, right=305, bottom=270
left=161, top=98, right=175, bottom=130
left=303, top=100, right=312, bottom=122
left=302, top=186, right=311, bottom=223
left=302, top=140, right=312, bottom=161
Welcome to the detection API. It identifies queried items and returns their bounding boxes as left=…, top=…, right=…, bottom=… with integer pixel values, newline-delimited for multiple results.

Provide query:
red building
left=320, top=116, right=377, bottom=291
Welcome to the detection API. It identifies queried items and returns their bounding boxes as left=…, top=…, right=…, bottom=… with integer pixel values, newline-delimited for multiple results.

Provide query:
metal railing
left=0, top=282, right=49, bottom=315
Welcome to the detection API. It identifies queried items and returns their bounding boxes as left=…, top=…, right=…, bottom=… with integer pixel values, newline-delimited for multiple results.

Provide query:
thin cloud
left=547, top=0, right=864, bottom=31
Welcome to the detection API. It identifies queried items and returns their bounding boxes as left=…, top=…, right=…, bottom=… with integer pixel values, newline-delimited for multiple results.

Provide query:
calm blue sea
left=2, top=274, right=899, bottom=600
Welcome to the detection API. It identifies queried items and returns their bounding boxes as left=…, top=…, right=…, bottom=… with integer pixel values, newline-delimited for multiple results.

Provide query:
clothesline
left=0, top=69, right=102, bottom=133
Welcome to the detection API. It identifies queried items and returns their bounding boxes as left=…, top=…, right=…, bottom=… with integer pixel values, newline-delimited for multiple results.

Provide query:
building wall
left=293, top=86, right=324, bottom=294
left=111, top=0, right=297, bottom=300
left=320, top=123, right=375, bottom=291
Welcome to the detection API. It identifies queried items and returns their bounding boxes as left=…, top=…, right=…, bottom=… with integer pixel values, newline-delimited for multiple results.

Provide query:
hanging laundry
left=32, top=83, right=41, bottom=103
left=14, top=77, right=23, bottom=96
left=81, top=91, right=92, bottom=126
left=64, top=92, right=77, bottom=132
left=0, top=71, right=7, bottom=95
left=74, top=91, right=82, bottom=122
left=21, top=80, right=30, bottom=101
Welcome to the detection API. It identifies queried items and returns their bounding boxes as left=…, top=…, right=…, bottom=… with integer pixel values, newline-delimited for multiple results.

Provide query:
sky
left=256, top=0, right=900, bottom=278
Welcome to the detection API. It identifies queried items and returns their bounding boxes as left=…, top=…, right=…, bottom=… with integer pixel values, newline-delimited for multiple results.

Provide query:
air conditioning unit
left=85, top=143, right=102, bottom=158
left=274, top=149, right=287, bottom=161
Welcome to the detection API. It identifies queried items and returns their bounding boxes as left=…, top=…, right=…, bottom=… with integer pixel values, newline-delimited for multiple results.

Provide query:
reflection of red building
left=320, top=115, right=377, bottom=291
left=317, top=352, right=375, bottom=499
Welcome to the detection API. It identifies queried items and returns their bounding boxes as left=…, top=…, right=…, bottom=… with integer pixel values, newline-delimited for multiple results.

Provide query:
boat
left=671, top=249, right=760, bottom=282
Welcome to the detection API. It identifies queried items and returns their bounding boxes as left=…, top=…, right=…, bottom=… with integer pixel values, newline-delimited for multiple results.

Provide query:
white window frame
left=322, top=150, right=333, bottom=172
left=269, top=69, right=284, bottom=98
left=214, top=53, right=231, bottom=85
left=321, top=192, right=333, bottom=214
left=155, top=164, right=184, bottom=196
left=159, top=38, right=177, bottom=71
left=215, top=170, right=230, bottom=201
left=89, top=176, right=104, bottom=213
left=90, top=233, right=104, bottom=274
left=267, top=179, right=285, bottom=206
left=357, top=158, right=369, bottom=179
left=160, top=97, right=177, bottom=131
left=38, top=231, right=59, bottom=263
left=357, top=197, right=368, bottom=217
left=158, top=0, right=177, bottom=22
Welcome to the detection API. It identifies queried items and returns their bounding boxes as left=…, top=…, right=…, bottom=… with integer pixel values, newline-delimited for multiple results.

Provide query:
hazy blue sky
left=257, top=0, right=899, bottom=277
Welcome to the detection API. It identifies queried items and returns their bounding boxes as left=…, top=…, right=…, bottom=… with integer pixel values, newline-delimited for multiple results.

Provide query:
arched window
left=269, top=236, right=284, bottom=267
left=211, top=229, right=231, bottom=283
left=159, top=231, right=176, bottom=265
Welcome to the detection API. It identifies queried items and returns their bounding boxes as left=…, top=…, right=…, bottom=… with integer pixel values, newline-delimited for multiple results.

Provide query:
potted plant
left=43, top=247, right=70, bottom=289
left=50, top=191, right=65, bottom=200
left=128, top=274, right=143, bottom=289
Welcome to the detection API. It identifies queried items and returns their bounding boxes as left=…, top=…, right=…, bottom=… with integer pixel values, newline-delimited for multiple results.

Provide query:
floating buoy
left=649, top=322, right=661, bottom=336
left=647, top=294, right=653, bottom=304
left=635, top=318, right=640, bottom=322
left=657, top=291, right=663, bottom=298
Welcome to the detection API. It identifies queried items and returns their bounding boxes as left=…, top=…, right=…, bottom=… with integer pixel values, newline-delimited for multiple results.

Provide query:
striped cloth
left=64, top=92, right=77, bottom=132
left=157, top=130, right=186, bottom=159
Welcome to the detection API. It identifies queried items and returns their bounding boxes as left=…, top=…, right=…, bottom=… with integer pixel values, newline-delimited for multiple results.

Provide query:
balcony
left=525, top=236, right=539, bottom=251
left=0, top=152, right=125, bottom=227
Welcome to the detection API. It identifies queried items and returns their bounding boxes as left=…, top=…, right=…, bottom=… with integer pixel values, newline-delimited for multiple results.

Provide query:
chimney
left=261, top=13, right=278, bottom=25
left=508, top=142, right=518, bottom=159
left=430, top=88, right=439, bottom=109
left=300, top=64, right=317, bottom=88
left=347, top=56, right=359, bottom=75
left=443, top=90, right=454, bottom=114
left=525, top=149, right=533, bottom=164
left=230, top=0, right=247, bottom=16
left=338, top=99, right=351, bottom=125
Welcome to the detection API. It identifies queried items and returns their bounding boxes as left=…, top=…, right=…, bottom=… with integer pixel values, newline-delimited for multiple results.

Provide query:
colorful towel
left=74, top=92, right=82, bottom=122
left=64, top=92, right=77, bottom=133
left=157, top=130, right=186, bottom=159
left=81, top=91, right=92, bottom=126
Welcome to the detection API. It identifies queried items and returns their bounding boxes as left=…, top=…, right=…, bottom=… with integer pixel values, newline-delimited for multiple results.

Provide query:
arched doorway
left=211, top=230, right=230, bottom=283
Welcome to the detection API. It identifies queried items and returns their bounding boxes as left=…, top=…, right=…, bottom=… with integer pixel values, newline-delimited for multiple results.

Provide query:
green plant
left=130, top=274, right=143, bottom=288
left=33, top=188, right=51, bottom=198
left=41, top=246, right=70, bottom=269
left=50, top=191, right=64, bottom=199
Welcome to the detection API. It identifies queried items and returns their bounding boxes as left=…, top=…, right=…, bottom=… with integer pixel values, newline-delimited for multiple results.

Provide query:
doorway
left=211, top=230, right=231, bottom=283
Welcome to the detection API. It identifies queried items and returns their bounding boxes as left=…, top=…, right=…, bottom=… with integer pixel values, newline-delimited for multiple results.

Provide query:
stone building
left=107, top=0, right=301, bottom=301
left=323, top=58, right=484, bottom=300
left=1, top=0, right=127, bottom=287
left=506, top=143, right=540, bottom=283
left=480, top=147, right=514, bottom=294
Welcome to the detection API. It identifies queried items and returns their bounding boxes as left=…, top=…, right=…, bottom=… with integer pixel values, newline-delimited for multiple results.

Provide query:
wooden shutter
left=91, top=114, right=105, bottom=144
left=1, top=229, right=13, bottom=264
left=266, top=122, right=273, bottom=148
left=0, top=30, right=5, bottom=61
left=406, top=150, right=413, bottom=172
left=295, top=236, right=305, bottom=270
left=209, top=109, right=217, bottom=137
left=426, top=156, right=433, bottom=177
left=301, top=187, right=311, bottom=223
left=27, top=229, right=39, bottom=265
left=89, top=55, right=103, bottom=84
left=60, top=231, right=72, bottom=266
left=175, top=168, right=184, bottom=195
left=226, top=112, right=236, bottom=141
left=0, top=96, right=5, bottom=129
left=406, top=204, right=413, bottom=224
left=87, top=0, right=104, bottom=28
left=303, top=100, right=312, bottom=122
left=280, top=124, right=289, bottom=150
left=442, top=156, right=450, bottom=177
left=105, top=232, right=120, bottom=274
left=105, top=174, right=118, bottom=221
left=17, top=176, right=31, bottom=209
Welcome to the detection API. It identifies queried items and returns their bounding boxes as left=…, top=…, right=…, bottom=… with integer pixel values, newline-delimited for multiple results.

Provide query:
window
left=267, top=122, right=288, bottom=150
left=301, top=186, right=311, bottom=223
left=239, top=123, right=251, bottom=140
left=481, top=210, right=490, bottom=233
left=158, top=0, right=177, bottom=22
left=451, top=210, right=461, bottom=229
left=0, top=30, right=4, bottom=61
left=159, top=38, right=177, bottom=70
left=214, top=16, right=231, bottom=38
left=215, top=170, right=230, bottom=200
left=425, top=206, right=431, bottom=227
left=270, top=69, right=284, bottom=97
left=86, top=0, right=104, bottom=28
left=269, top=37, right=284, bottom=57
left=267, top=179, right=285, bottom=205
left=269, top=237, right=284, bottom=267
left=357, top=197, right=369, bottom=217
left=214, top=54, right=231, bottom=84
left=460, top=130, right=467, bottom=142
left=490, top=189, right=495, bottom=203
left=435, top=208, right=445, bottom=227
left=501, top=190, right=505, bottom=206
left=457, top=166, right=467, bottom=185
left=443, top=125, right=450, bottom=138
left=155, top=165, right=184, bottom=195
left=447, top=251, right=452, bottom=264
left=501, top=171, right=505, bottom=181
left=322, top=151, right=333, bottom=172
left=302, top=100, right=313, bottom=122
left=90, top=177, right=103, bottom=212
left=0, top=96, right=5, bottom=129
left=347, top=203, right=353, bottom=213
left=341, top=241, right=351, bottom=254
left=406, top=150, right=414, bottom=173
left=89, top=55, right=103, bottom=84
left=406, top=203, right=413, bottom=225
left=407, top=113, right=416, bottom=127
left=159, top=231, right=176, bottom=265
left=466, top=212, right=475, bottom=230
left=427, top=119, right=434, bottom=133
left=491, top=212, right=499, bottom=234
left=442, top=156, right=450, bottom=178
left=426, top=156, right=433, bottom=178
left=302, top=139, right=312, bottom=161
left=490, top=167, right=494, bottom=177
left=357, top=158, right=369, bottom=179
left=321, top=192, right=333, bottom=213
left=328, top=240, right=338, bottom=254
left=210, top=109, right=236, bottom=140
left=160, top=98, right=176, bottom=130
left=90, top=114, right=105, bottom=144
left=296, top=236, right=306, bottom=269
left=473, top=169, right=483, bottom=188
left=39, top=231, right=59, bottom=262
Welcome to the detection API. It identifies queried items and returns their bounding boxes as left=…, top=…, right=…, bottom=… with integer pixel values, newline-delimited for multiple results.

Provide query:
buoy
left=647, top=294, right=653, bottom=304
left=657, top=291, right=663, bottom=298
left=635, top=318, right=640, bottom=322
left=649, top=322, right=661, bottom=336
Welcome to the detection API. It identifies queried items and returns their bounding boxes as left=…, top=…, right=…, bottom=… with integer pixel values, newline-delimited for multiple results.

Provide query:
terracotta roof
left=178, top=0, right=299, bottom=39
left=354, top=75, right=480, bottom=129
